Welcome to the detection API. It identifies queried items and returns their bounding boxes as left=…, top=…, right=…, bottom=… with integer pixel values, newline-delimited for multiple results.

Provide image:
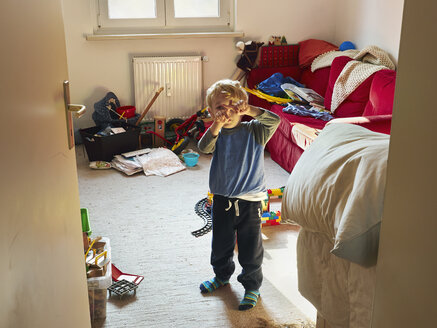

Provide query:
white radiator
left=133, top=56, right=203, bottom=120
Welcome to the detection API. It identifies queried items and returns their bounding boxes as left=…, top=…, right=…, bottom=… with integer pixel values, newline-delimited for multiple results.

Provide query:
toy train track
left=192, top=197, right=212, bottom=237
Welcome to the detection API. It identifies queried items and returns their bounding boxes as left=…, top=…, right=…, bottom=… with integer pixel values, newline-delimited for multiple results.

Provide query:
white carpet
left=76, top=142, right=316, bottom=328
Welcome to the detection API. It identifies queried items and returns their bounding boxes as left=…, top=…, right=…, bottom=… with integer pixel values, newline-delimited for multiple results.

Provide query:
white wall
left=334, top=0, right=404, bottom=63
left=62, top=0, right=404, bottom=131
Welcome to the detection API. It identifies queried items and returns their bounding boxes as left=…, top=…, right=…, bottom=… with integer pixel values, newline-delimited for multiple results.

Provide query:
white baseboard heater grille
left=133, top=56, right=203, bottom=120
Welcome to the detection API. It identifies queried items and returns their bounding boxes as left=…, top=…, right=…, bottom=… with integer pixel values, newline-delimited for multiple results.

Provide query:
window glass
left=96, top=0, right=232, bottom=33
left=108, top=0, right=156, bottom=19
left=173, top=0, right=219, bottom=18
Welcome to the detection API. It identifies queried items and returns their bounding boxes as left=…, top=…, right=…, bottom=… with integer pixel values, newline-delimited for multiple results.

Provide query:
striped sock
left=238, top=290, right=260, bottom=311
left=199, top=277, right=229, bottom=293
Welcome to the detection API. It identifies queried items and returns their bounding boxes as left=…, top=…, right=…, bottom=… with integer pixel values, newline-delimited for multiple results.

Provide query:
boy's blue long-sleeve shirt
left=198, top=109, right=280, bottom=200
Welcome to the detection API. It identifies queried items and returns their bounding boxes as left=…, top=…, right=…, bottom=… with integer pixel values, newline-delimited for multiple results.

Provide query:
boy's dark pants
left=211, top=195, right=264, bottom=291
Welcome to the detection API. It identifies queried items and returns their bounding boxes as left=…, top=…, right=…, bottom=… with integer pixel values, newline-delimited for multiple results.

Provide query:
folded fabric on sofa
left=311, top=49, right=359, bottom=72
left=283, top=103, right=334, bottom=121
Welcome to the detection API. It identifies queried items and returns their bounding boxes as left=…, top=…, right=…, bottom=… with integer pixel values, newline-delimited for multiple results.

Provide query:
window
left=94, top=0, right=234, bottom=34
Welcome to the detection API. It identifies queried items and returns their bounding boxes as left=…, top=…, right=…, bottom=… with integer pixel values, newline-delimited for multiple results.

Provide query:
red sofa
left=247, top=43, right=396, bottom=173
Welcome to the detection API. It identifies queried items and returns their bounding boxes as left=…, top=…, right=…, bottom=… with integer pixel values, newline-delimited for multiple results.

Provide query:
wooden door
left=0, top=1, right=91, bottom=327
left=372, top=0, right=437, bottom=326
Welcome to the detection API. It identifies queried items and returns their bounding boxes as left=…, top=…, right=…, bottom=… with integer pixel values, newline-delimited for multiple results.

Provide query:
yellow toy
left=243, top=87, right=290, bottom=104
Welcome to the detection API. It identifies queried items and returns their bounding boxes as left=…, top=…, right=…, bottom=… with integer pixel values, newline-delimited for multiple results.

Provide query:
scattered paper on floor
left=137, top=148, right=186, bottom=177
left=111, top=155, right=143, bottom=176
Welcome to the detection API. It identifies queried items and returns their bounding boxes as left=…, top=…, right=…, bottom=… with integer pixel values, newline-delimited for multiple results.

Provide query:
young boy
left=197, top=79, right=280, bottom=310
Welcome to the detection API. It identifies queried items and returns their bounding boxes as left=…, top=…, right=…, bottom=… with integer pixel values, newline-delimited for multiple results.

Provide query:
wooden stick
left=135, top=87, right=164, bottom=126
left=107, top=106, right=127, bottom=122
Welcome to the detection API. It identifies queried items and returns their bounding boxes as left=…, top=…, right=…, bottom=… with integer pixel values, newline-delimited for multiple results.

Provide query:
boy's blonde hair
left=206, top=79, right=248, bottom=109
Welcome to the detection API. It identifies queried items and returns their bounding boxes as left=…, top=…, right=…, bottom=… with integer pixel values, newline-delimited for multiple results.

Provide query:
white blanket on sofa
left=311, top=49, right=359, bottom=72
left=331, top=46, right=395, bottom=112
left=282, top=123, right=390, bottom=266
left=311, top=46, right=395, bottom=113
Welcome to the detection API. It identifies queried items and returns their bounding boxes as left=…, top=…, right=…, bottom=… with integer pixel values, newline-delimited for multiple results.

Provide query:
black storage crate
left=80, top=122, right=140, bottom=161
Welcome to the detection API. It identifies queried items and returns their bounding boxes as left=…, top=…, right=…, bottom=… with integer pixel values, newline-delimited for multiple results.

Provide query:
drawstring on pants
left=225, top=199, right=240, bottom=216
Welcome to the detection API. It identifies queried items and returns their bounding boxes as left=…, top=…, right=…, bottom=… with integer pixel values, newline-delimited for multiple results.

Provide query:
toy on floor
left=89, top=161, right=112, bottom=169
left=109, top=264, right=143, bottom=299
left=192, top=197, right=212, bottom=237
left=261, top=187, right=284, bottom=226
left=145, top=107, right=212, bottom=155
left=84, top=236, right=111, bottom=278
left=111, top=263, right=144, bottom=285
left=261, top=210, right=281, bottom=226
left=108, top=279, right=139, bottom=299
left=192, top=188, right=284, bottom=237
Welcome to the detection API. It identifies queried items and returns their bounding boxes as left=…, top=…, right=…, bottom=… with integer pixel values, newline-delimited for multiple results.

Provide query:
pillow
left=281, top=123, right=389, bottom=267
left=298, top=39, right=338, bottom=68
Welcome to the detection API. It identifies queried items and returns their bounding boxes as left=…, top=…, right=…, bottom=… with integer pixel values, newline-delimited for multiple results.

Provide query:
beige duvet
left=282, top=123, right=389, bottom=327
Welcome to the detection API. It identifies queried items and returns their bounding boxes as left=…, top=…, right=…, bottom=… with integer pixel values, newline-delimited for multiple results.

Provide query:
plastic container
left=183, top=152, right=199, bottom=167
left=116, top=106, right=136, bottom=118
left=79, top=122, right=141, bottom=161
left=87, top=237, right=111, bottom=322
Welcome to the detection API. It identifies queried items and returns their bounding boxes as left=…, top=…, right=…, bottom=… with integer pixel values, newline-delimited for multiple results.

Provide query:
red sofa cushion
left=324, top=56, right=375, bottom=118
left=298, top=39, right=338, bottom=68
left=300, top=66, right=331, bottom=98
left=363, top=69, right=396, bottom=116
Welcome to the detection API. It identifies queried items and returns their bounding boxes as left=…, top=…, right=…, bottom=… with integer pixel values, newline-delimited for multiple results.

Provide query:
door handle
left=63, top=80, right=86, bottom=149
left=67, top=104, right=86, bottom=118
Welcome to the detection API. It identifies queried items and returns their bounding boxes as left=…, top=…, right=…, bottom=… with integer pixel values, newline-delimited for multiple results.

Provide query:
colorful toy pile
left=261, top=187, right=284, bottom=226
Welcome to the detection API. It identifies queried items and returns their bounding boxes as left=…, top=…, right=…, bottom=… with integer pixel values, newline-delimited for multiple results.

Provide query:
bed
left=281, top=123, right=390, bottom=328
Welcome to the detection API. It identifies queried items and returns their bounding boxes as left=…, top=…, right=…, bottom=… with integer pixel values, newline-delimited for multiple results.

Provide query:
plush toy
left=269, top=35, right=287, bottom=46
left=269, top=36, right=281, bottom=45
left=236, top=40, right=264, bottom=73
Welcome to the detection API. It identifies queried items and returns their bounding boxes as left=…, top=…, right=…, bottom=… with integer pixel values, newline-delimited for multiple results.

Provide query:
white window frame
left=93, top=0, right=234, bottom=34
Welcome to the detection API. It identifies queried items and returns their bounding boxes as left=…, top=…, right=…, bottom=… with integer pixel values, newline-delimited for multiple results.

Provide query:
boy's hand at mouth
left=222, top=99, right=247, bottom=116
left=208, top=104, right=236, bottom=136
left=223, top=100, right=261, bottom=118
left=213, top=107, right=234, bottom=124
